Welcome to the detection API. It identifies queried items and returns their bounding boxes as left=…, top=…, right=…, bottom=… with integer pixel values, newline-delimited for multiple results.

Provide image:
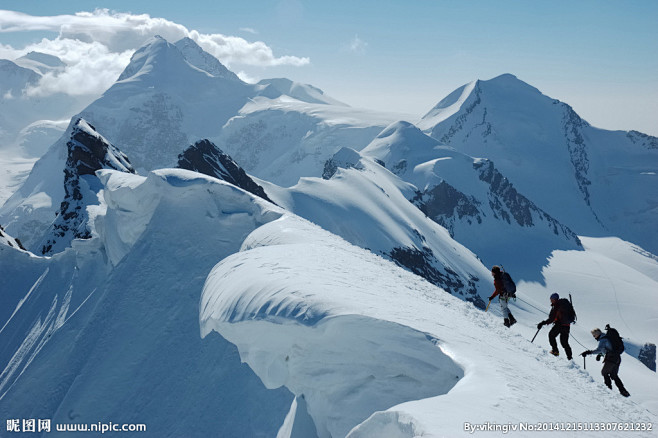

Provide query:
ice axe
left=485, top=300, right=491, bottom=312
left=531, top=325, right=542, bottom=343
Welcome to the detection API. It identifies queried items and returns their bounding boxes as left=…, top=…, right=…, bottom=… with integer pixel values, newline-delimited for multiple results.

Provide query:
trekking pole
left=583, top=355, right=586, bottom=370
left=485, top=300, right=491, bottom=312
left=531, top=326, right=541, bottom=343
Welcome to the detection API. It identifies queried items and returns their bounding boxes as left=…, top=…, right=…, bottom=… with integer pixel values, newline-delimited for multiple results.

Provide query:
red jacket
left=490, top=274, right=505, bottom=299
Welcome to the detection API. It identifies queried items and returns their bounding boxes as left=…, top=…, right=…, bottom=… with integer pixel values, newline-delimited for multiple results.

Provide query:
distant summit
left=256, top=78, right=348, bottom=106
left=418, top=73, right=658, bottom=255
left=14, top=51, right=66, bottom=75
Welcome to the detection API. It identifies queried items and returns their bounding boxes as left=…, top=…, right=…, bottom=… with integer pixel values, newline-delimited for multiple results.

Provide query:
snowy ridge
left=174, top=37, right=242, bottom=81
left=201, top=215, right=658, bottom=438
left=260, top=150, right=490, bottom=307
left=416, top=80, right=477, bottom=131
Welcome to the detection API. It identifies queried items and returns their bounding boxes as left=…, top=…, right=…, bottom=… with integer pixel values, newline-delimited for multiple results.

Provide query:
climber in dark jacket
left=488, top=265, right=516, bottom=328
left=536, top=293, right=573, bottom=360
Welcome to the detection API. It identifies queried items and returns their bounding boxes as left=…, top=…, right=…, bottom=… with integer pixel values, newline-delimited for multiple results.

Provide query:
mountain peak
left=174, top=37, right=241, bottom=81
left=476, top=73, right=544, bottom=98
left=362, top=121, right=441, bottom=173
left=40, top=118, right=134, bottom=255
left=16, top=51, right=66, bottom=69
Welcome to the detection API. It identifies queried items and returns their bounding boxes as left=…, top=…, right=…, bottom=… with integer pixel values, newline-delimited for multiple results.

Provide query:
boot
left=508, top=314, right=517, bottom=326
left=620, top=388, right=630, bottom=397
left=504, top=318, right=510, bottom=328
left=550, top=350, right=559, bottom=357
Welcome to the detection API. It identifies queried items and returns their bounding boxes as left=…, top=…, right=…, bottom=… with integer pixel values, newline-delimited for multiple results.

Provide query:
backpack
left=606, top=326, right=625, bottom=355
left=558, top=298, right=577, bottom=324
left=501, top=270, right=516, bottom=296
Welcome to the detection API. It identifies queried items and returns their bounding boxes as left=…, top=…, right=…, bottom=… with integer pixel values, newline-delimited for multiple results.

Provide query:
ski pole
left=531, top=326, right=541, bottom=343
left=485, top=300, right=491, bottom=312
left=584, top=355, right=586, bottom=370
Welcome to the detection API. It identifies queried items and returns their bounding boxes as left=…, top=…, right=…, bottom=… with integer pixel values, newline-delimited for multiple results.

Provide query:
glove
left=596, top=354, right=602, bottom=361
left=536, top=322, right=544, bottom=329
left=488, top=296, right=495, bottom=301
left=581, top=350, right=592, bottom=357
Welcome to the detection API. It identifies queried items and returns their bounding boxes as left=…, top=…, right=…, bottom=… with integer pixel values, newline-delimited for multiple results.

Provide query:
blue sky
left=1, top=0, right=657, bottom=135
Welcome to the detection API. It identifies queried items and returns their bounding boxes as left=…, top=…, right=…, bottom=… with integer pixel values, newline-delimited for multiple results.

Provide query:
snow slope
left=419, top=74, right=658, bottom=255
left=201, top=213, right=658, bottom=437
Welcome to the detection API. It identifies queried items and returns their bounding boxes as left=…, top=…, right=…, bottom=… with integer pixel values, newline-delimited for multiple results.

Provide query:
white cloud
left=348, top=35, right=368, bottom=54
left=0, top=9, right=309, bottom=97
left=239, top=27, right=258, bottom=35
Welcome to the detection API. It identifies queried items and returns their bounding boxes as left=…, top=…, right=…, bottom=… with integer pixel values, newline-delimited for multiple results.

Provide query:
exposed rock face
left=474, top=159, right=581, bottom=243
left=639, top=343, right=656, bottom=372
left=177, top=139, right=273, bottom=203
left=41, top=119, right=134, bottom=255
left=388, top=246, right=484, bottom=309
left=412, top=181, right=483, bottom=238
left=322, top=147, right=363, bottom=180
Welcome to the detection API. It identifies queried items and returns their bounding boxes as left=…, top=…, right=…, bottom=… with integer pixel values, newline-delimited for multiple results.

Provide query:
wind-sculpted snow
left=201, top=216, right=466, bottom=437
left=1, top=165, right=294, bottom=437
left=201, top=215, right=658, bottom=437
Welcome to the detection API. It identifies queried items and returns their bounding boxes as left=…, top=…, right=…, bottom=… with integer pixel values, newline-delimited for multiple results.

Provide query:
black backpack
left=501, top=270, right=516, bottom=296
left=605, top=325, right=625, bottom=355
left=558, top=298, right=577, bottom=324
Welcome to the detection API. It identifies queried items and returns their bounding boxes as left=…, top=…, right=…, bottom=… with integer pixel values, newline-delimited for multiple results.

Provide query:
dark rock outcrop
left=177, top=139, right=273, bottom=203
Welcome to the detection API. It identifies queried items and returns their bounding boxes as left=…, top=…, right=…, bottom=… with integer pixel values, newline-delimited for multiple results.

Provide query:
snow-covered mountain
left=360, top=121, right=582, bottom=278
left=40, top=119, right=134, bottom=255
left=418, top=73, right=658, bottom=255
left=71, top=35, right=397, bottom=181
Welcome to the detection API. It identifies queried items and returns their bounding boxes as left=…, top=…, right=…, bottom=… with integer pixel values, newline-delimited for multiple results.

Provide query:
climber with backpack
left=488, top=265, right=517, bottom=328
left=581, top=325, right=630, bottom=397
left=536, top=293, right=575, bottom=360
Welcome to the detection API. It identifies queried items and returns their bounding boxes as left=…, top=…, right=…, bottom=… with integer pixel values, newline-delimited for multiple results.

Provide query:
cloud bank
left=0, top=9, right=309, bottom=96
